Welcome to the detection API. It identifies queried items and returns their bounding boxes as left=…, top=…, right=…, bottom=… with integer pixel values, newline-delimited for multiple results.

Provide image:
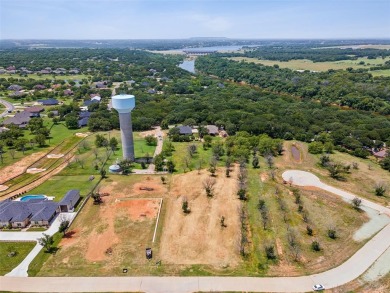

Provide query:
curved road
left=1, top=170, right=390, bottom=292
left=0, top=98, right=14, bottom=118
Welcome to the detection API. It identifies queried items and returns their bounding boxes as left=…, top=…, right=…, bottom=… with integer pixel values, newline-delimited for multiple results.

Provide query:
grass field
left=229, top=57, right=390, bottom=76
left=28, top=175, right=98, bottom=201
left=0, top=242, right=36, bottom=275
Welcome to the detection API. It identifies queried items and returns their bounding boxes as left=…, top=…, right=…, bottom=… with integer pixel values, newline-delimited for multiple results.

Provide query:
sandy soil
left=26, top=168, right=46, bottom=174
left=47, top=154, right=64, bottom=159
left=75, top=133, right=89, bottom=138
left=139, top=129, right=157, bottom=138
left=116, top=199, right=160, bottom=221
left=0, top=151, right=45, bottom=183
left=0, top=185, right=9, bottom=191
left=160, top=166, right=241, bottom=267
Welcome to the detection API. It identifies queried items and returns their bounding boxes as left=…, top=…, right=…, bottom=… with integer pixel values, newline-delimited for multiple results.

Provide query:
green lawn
left=28, top=175, right=98, bottom=202
left=0, top=242, right=36, bottom=275
left=167, top=137, right=225, bottom=174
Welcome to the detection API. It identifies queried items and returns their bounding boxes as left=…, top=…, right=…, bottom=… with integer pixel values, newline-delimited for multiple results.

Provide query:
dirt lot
left=0, top=151, right=45, bottom=183
left=160, top=166, right=241, bottom=267
left=38, top=176, right=163, bottom=276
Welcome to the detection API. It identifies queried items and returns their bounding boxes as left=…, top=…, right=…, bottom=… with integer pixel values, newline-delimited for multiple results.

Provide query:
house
left=0, top=189, right=80, bottom=228
left=24, top=106, right=44, bottom=117
left=38, top=98, right=59, bottom=106
left=0, top=199, right=58, bottom=228
left=95, top=82, right=107, bottom=89
left=91, top=95, right=101, bottom=102
left=83, top=99, right=99, bottom=107
left=39, top=69, right=51, bottom=74
left=78, top=117, right=89, bottom=127
left=9, top=91, right=27, bottom=98
left=373, top=149, right=388, bottom=159
left=3, top=112, right=32, bottom=128
left=34, top=84, right=46, bottom=90
left=147, top=89, right=156, bottom=94
left=8, top=84, right=23, bottom=91
left=63, top=89, right=74, bottom=96
left=206, top=125, right=219, bottom=136
left=58, top=190, right=80, bottom=212
left=6, top=66, right=16, bottom=71
left=178, top=125, right=193, bottom=135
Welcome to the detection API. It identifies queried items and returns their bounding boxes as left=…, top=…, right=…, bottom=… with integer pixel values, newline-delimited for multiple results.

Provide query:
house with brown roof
left=63, top=89, right=74, bottom=96
left=3, top=112, right=32, bottom=128
left=373, top=149, right=388, bottom=159
left=24, top=106, right=44, bottom=117
left=206, top=125, right=219, bottom=136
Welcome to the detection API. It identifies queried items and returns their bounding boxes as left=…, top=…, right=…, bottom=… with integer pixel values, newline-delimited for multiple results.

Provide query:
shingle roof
left=59, top=190, right=80, bottom=208
left=24, top=106, right=44, bottom=113
left=38, top=99, right=59, bottom=105
left=179, top=126, right=192, bottom=135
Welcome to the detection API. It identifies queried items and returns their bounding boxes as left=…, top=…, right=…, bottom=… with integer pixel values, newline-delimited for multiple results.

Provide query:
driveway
left=0, top=98, right=14, bottom=118
left=1, top=170, right=389, bottom=292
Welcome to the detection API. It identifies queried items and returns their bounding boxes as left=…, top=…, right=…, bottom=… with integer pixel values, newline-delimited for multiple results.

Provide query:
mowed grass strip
left=0, top=241, right=36, bottom=275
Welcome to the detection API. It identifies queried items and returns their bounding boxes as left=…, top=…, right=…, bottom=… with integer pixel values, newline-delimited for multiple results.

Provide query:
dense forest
left=196, top=56, right=390, bottom=113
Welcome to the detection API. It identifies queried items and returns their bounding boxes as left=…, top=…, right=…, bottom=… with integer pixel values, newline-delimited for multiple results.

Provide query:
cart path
left=1, top=170, right=390, bottom=292
left=0, top=98, right=14, bottom=118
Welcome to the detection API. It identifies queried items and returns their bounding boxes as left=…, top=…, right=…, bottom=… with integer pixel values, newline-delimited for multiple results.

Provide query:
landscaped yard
left=0, top=242, right=36, bottom=275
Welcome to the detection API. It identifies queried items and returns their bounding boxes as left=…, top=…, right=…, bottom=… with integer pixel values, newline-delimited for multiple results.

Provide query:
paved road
left=0, top=98, right=14, bottom=118
left=1, top=170, right=390, bottom=292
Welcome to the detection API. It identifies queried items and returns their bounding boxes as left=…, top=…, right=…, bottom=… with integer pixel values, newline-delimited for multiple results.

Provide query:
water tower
left=111, top=94, right=135, bottom=160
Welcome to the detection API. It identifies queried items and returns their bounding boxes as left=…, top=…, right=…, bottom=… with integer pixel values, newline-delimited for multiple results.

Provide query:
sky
left=0, top=0, right=389, bottom=39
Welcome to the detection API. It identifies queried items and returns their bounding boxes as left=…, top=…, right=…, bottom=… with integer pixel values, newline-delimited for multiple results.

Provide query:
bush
left=308, top=141, right=324, bottom=154
left=311, top=240, right=321, bottom=251
left=265, top=245, right=277, bottom=260
left=327, top=228, right=337, bottom=239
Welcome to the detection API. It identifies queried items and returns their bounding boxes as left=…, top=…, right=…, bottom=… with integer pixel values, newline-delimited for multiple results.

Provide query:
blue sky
left=1, top=0, right=389, bottom=39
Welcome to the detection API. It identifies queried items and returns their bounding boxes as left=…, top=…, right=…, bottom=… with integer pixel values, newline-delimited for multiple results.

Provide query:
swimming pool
left=19, top=195, right=47, bottom=202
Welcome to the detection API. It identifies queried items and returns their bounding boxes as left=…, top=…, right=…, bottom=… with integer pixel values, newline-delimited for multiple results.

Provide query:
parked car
left=313, top=284, right=325, bottom=291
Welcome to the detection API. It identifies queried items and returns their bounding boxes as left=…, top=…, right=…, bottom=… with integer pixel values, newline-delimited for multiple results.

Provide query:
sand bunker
left=47, top=154, right=64, bottom=159
left=26, top=168, right=46, bottom=174
left=75, top=133, right=89, bottom=137
left=0, top=185, right=9, bottom=192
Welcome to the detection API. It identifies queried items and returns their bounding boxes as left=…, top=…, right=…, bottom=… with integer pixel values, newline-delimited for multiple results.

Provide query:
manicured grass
left=28, top=175, right=98, bottom=201
left=229, top=56, right=390, bottom=75
left=0, top=242, right=36, bottom=275
left=28, top=233, right=62, bottom=277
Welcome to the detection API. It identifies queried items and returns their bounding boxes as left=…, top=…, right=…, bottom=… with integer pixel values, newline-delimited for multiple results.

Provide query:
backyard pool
left=19, top=195, right=47, bottom=202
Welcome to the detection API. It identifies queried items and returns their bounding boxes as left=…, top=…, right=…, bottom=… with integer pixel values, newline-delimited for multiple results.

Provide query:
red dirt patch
left=60, top=229, right=81, bottom=248
left=116, top=199, right=160, bottom=221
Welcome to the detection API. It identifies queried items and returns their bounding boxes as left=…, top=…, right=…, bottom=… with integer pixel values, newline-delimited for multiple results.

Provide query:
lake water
left=179, top=60, right=196, bottom=73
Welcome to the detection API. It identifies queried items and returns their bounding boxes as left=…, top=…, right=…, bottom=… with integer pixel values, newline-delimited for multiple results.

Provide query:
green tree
left=109, top=137, right=118, bottom=151
left=34, top=134, right=46, bottom=147
left=58, top=220, right=69, bottom=236
left=145, top=135, right=157, bottom=146
left=38, top=233, right=54, bottom=252
left=65, top=116, right=79, bottom=129
left=308, top=141, right=324, bottom=154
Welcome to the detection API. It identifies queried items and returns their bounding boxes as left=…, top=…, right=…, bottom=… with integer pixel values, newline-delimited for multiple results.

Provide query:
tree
left=306, top=225, right=313, bottom=236
left=100, top=169, right=107, bottom=179
left=95, top=134, right=108, bottom=148
left=311, top=240, right=321, bottom=251
left=220, top=216, right=226, bottom=227
left=182, top=197, right=190, bottom=214
left=34, top=134, right=46, bottom=147
left=327, top=227, right=337, bottom=239
left=161, top=176, right=166, bottom=184
left=65, top=116, right=79, bottom=129
left=308, top=141, right=324, bottom=154
left=203, top=177, right=216, bottom=197
left=109, top=137, right=118, bottom=151
left=58, top=220, right=69, bottom=236
left=187, top=144, right=197, bottom=157
left=92, top=191, right=103, bottom=205
left=15, top=138, right=28, bottom=154
left=119, top=159, right=133, bottom=175
left=265, top=244, right=276, bottom=260
left=374, top=183, right=387, bottom=196
left=28, top=117, right=44, bottom=134
left=38, top=233, right=54, bottom=252
left=167, top=160, right=175, bottom=173
left=209, top=156, right=217, bottom=176
left=352, top=197, right=362, bottom=209
left=145, top=135, right=157, bottom=146
left=203, top=135, right=212, bottom=148
left=252, top=155, right=259, bottom=168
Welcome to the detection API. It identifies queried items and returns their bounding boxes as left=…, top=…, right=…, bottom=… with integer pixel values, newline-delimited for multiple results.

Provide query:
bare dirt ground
left=160, top=165, right=241, bottom=267
left=26, top=168, right=46, bottom=174
left=47, top=154, right=64, bottom=159
left=0, top=151, right=45, bottom=183
left=139, top=129, right=156, bottom=138
left=75, top=133, right=89, bottom=138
